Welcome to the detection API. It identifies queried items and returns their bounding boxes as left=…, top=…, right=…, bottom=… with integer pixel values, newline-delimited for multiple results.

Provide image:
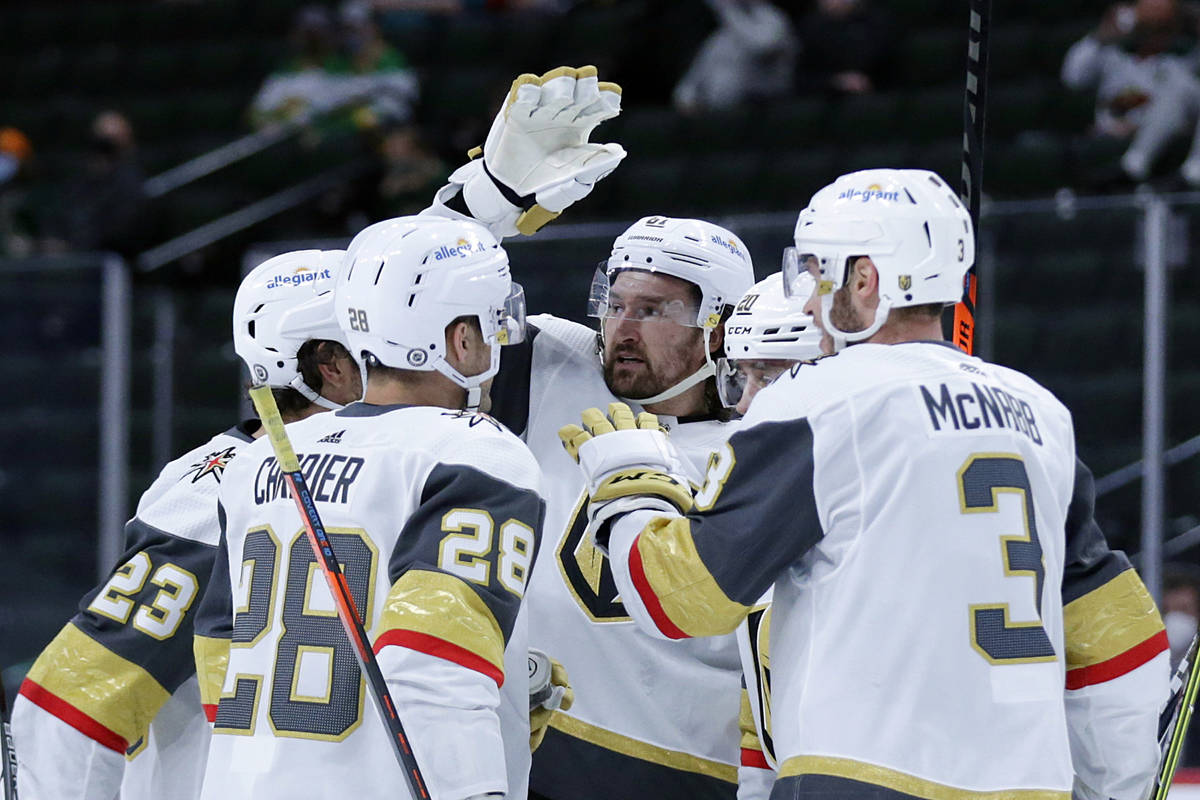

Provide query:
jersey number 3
left=959, top=454, right=1056, bottom=665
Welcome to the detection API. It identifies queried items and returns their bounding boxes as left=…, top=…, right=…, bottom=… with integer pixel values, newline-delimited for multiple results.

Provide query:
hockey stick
left=953, top=0, right=993, bottom=355
left=0, top=674, right=17, bottom=799
left=247, top=385, right=429, bottom=799
left=1154, top=631, right=1200, bottom=800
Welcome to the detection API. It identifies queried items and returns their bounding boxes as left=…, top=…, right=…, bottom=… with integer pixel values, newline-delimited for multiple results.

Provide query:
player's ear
left=444, top=318, right=477, bottom=367
left=851, top=256, right=878, bottom=296
left=709, top=319, right=725, bottom=357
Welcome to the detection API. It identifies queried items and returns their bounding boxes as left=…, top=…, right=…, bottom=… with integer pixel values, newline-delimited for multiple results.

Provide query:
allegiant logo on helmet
left=837, top=184, right=901, bottom=203
left=709, top=235, right=745, bottom=260
left=431, top=238, right=487, bottom=261
left=265, top=266, right=333, bottom=289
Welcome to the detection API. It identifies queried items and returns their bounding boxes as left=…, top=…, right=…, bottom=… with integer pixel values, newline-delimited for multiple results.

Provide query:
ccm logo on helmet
left=431, top=239, right=487, bottom=261
left=837, top=185, right=901, bottom=203
left=266, top=267, right=332, bottom=289
left=727, top=326, right=754, bottom=335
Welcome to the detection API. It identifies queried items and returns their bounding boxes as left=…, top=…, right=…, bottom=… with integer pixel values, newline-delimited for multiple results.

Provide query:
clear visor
left=715, top=358, right=791, bottom=408
left=587, top=264, right=701, bottom=327
left=494, top=282, right=527, bottom=346
left=781, top=247, right=831, bottom=300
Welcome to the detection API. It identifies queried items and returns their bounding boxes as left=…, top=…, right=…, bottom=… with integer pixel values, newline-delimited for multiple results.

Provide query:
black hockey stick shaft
left=953, top=0, right=992, bottom=355
left=1155, top=631, right=1200, bottom=799
left=0, top=674, right=17, bottom=800
left=249, top=386, right=429, bottom=799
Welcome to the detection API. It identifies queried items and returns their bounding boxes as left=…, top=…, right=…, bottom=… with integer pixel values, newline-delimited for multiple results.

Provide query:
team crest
left=183, top=446, right=236, bottom=484
left=898, top=274, right=912, bottom=291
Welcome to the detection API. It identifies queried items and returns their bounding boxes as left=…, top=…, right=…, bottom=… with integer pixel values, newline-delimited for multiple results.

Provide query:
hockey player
left=11, top=249, right=357, bottom=800
left=716, top=271, right=822, bottom=800
left=420, top=67, right=756, bottom=799
left=199, top=217, right=544, bottom=800
left=562, top=168, right=1169, bottom=800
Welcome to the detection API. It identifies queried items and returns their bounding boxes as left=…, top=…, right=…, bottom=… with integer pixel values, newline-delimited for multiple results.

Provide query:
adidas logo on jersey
left=317, top=429, right=345, bottom=444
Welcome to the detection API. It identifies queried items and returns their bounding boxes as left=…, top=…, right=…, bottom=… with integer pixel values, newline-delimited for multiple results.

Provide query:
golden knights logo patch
left=898, top=274, right=912, bottom=291
left=182, top=447, right=236, bottom=484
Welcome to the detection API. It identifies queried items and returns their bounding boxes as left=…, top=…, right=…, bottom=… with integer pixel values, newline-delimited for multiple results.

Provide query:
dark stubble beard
left=827, top=285, right=867, bottom=335
left=602, top=335, right=705, bottom=400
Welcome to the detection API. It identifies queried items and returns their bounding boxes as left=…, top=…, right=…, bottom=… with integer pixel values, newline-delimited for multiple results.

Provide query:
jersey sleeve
left=17, top=511, right=218, bottom=762
left=606, top=417, right=824, bottom=640
left=1061, top=458, right=1169, bottom=800
left=372, top=460, right=544, bottom=683
left=192, top=508, right=234, bottom=723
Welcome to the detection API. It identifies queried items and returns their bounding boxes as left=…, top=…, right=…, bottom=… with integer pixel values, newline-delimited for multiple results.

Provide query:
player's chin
left=604, top=363, right=656, bottom=398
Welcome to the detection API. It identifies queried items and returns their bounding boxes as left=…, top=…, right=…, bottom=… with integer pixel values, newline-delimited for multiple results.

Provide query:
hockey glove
left=440, top=66, right=625, bottom=238
left=559, top=403, right=693, bottom=547
left=529, top=649, right=574, bottom=752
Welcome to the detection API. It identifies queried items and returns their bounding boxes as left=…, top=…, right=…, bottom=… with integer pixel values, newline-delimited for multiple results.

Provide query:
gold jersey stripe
left=193, top=634, right=230, bottom=710
left=1063, top=569, right=1165, bottom=670
left=637, top=516, right=749, bottom=637
left=739, top=689, right=763, bottom=752
left=374, top=569, right=505, bottom=674
left=779, top=756, right=1069, bottom=800
left=549, top=712, right=738, bottom=783
left=26, top=622, right=170, bottom=747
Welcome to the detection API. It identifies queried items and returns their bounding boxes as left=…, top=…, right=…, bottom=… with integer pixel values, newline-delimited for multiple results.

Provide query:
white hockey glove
left=558, top=403, right=692, bottom=547
left=528, top=649, right=574, bottom=752
left=437, top=65, right=625, bottom=238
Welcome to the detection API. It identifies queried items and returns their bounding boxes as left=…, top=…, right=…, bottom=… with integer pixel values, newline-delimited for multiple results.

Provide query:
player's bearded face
left=601, top=272, right=707, bottom=399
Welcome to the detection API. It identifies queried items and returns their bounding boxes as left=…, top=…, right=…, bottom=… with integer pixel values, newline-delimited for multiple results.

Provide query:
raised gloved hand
left=558, top=403, right=692, bottom=548
left=446, top=65, right=625, bottom=237
left=529, top=649, right=574, bottom=752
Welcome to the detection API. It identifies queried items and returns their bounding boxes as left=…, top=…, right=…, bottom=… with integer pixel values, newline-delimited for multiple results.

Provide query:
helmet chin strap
left=819, top=293, right=890, bottom=353
left=288, top=374, right=344, bottom=410
left=619, top=326, right=718, bottom=407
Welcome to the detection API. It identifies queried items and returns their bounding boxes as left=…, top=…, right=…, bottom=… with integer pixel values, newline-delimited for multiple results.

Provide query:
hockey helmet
left=233, top=249, right=346, bottom=408
left=335, top=216, right=525, bottom=405
left=784, top=169, right=974, bottom=349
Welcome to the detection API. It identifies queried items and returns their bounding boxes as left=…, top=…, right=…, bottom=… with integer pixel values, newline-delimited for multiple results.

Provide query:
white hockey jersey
left=603, top=341, right=1169, bottom=799
left=13, top=422, right=258, bottom=800
left=488, top=314, right=744, bottom=800
left=200, top=402, right=544, bottom=800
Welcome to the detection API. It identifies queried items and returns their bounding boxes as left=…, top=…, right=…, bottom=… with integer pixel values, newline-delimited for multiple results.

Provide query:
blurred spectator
left=250, top=5, right=342, bottom=127
left=673, top=0, right=797, bottom=113
left=1062, top=0, right=1200, bottom=185
left=795, top=0, right=896, bottom=95
left=0, top=127, right=36, bottom=258
left=44, top=111, right=149, bottom=258
left=251, top=3, right=418, bottom=136
left=329, top=1, right=419, bottom=130
left=373, top=124, right=446, bottom=214
left=1164, top=563, right=1200, bottom=670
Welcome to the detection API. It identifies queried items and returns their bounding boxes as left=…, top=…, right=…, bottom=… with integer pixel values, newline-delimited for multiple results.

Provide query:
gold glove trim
left=516, top=204, right=560, bottom=235
left=779, top=756, right=1068, bottom=800
left=592, top=468, right=693, bottom=511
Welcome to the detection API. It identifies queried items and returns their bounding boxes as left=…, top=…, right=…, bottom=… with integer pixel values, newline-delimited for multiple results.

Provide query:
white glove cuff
left=587, top=496, right=679, bottom=554
left=440, top=160, right=524, bottom=239
left=576, top=429, right=684, bottom=491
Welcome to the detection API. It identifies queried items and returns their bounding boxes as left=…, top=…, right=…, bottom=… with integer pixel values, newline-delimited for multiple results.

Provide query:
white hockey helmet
left=335, top=216, right=525, bottom=408
left=590, top=215, right=755, bottom=405
left=594, top=215, right=755, bottom=329
left=233, top=249, right=347, bottom=409
left=783, top=168, right=974, bottom=350
left=724, top=271, right=821, bottom=361
left=717, top=271, right=821, bottom=409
